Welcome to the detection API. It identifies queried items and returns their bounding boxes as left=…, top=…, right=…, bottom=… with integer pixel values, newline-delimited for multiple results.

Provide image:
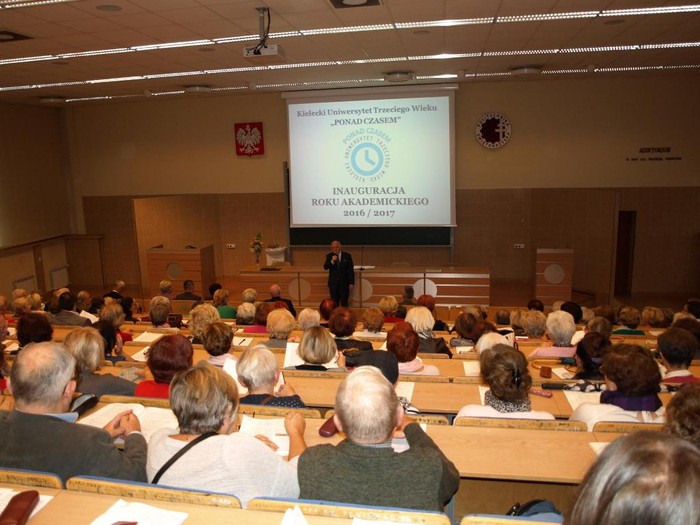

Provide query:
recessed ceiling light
left=96, top=4, right=121, bottom=12
left=184, top=85, right=212, bottom=93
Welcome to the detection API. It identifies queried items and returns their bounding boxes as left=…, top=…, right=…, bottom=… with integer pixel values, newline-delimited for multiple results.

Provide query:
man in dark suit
left=323, top=240, right=354, bottom=307
left=263, top=284, right=297, bottom=317
left=50, top=292, right=91, bottom=327
left=0, top=342, right=147, bottom=482
left=174, top=279, right=202, bottom=301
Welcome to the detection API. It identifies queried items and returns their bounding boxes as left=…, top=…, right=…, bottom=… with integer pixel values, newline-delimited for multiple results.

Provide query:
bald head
left=269, top=284, right=282, bottom=298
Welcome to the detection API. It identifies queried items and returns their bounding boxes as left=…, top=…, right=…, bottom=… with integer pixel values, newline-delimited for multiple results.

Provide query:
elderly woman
left=569, top=432, right=700, bottom=525
left=529, top=310, right=577, bottom=358
left=328, top=308, right=372, bottom=352
left=641, top=306, right=666, bottom=328
left=405, top=306, right=451, bottom=358
left=237, top=346, right=307, bottom=408
left=64, top=327, right=136, bottom=397
left=201, top=321, right=236, bottom=367
left=241, top=288, right=258, bottom=304
left=147, top=362, right=305, bottom=507
left=378, top=296, right=402, bottom=324
left=570, top=344, right=664, bottom=431
left=455, top=345, right=554, bottom=421
left=236, top=301, right=256, bottom=325
left=243, top=302, right=276, bottom=334
left=189, top=303, right=220, bottom=344
left=148, top=296, right=172, bottom=328
left=17, top=312, right=53, bottom=349
left=318, top=298, right=336, bottom=328
left=352, top=307, right=385, bottom=339
left=159, top=280, right=173, bottom=299
left=450, top=312, right=493, bottom=348
left=264, top=308, right=297, bottom=348
left=286, top=326, right=344, bottom=371
left=134, top=334, right=194, bottom=399
left=297, top=308, right=321, bottom=330
left=386, top=322, right=439, bottom=376
left=613, top=306, right=645, bottom=335
left=586, top=316, right=613, bottom=339
left=665, top=383, right=700, bottom=448
left=520, top=309, right=547, bottom=338
left=573, top=332, right=610, bottom=380
left=212, top=289, right=236, bottom=319
left=416, top=294, right=448, bottom=331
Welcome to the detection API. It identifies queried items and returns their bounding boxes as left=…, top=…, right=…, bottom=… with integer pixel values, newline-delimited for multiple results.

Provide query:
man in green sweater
left=298, top=366, right=459, bottom=511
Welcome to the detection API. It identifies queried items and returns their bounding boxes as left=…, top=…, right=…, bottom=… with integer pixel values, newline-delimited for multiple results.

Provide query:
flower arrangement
left=250, top=232, right=264, bottom=265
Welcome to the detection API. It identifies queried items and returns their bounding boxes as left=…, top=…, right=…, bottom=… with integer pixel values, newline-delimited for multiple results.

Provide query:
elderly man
left=298, top=366, right=459, bottom=511
left=174, top=279, right=201, bottom=301
left=263, top=284, right=297, bottom=317
left=103, top=280, right=126, bottom=300
left=0, top=342, right=147, bottom=482
left=323, top=240, right=354, bottom=307
left=51, top=292, right=91, bottom=327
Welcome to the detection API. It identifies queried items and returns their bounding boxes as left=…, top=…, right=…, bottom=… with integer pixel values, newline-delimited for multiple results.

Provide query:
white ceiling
left=0, top=0, right=698, bottom=105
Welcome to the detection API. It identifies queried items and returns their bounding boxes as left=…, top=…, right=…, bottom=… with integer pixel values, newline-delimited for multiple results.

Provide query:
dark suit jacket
left=0, top=410, right=147, bottom=482
left=51, top=310, right=91, bottom=327
left=263, top=296, right=297, bottom=317
left=174, top=291, right=202, bottom=301
left=323, top=251, right=355, bottom=289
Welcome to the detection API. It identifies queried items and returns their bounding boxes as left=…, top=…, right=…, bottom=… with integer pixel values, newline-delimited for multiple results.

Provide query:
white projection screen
left=284, top=85, right=457, bottom=235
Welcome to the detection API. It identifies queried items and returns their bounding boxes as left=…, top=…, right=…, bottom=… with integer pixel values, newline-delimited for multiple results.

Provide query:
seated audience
left=243, top=302, right=276, bottom=334
left=665, top=383, right=700, bottom=448
left=586, top=316, right=613, bottom=340
left=147, top=362, right=304, bottom=507
left=400, top=285, right=416, bottom=305
left=642, top=306, right=667, bottom=328
left=474, top=331, right=510, bottom=354
left=236, top=301, right=256, bottom=325
left=379, top=296, right=402, bottom=324
left=287, top=327, right=344, bottom=371
left=98, top=301, right=133, bottom=344
left=573, top=332, right=610, bottom=381
left=329, top=308, right=373, bottom=352
left=208, top=281, right=223, bottom=300
left=580, top=306, right=594, bottom=324
left=318, top=298, right=337, bottom=328
left=520, top=309, right=547, bottom=338
left=241, top=287, right=258, bottom=304
left=298, top=366, right=459, bottom=511
left=455, top=345, right=554, bottom=421
left=51, top=292, right=91, bottom=327
left=394, top=304, right=407, bottom=319
left=159, top=280, right=173, bottom=299
left=149, top=296, right=172, bottom=328
left=12, top=297, right=31, bottom=319
left=64, top=327, right=136, bottom=397
left=568, top=432, right=700, bottom=525
left=509, top=308, right=526, bottom=336
left=31, top=292, right=48, bottom=312
left=570, top=344, right=664, bottom=431
left=297, top=308, right=321, bottom=330
left=121, top=296, right=139, bottom=323
left=189, top=303, right=220, bottom=344
left=386, top=322, right=438, bottom=375
left=671, top=317, right=700, bottom=356
left=416, top=294, right=448, bottom=331
left=657, top=327, right=700, bottom=383
left=212, top=288, right=236, bottom=319
left=352, top=307, right=385, bottom=338
left=405, top=306, right=451, bottom=358
left=201, top=321, right=236, bottom=367
left=592, top=304, right=616, bottom=325
left=174, top=279, right=201, bottom=301
left=264, top=308, right=297, bottom=348
left=527, top=299, right=544, bottom=312
left=0, top=342, right=146, bottom=482
left=450, top=312, right=493, bottom=348
left=613, top=306, right=645, bottom=335
left=263, top=284, right=297, bottom=318
left=17, top=312, right=53, bottom=349
left=684, top=298, right=700, bottom=319
left=560, top=301, right=583, bottom=324
left=529, top=310, right=577, bottom=358
left=103, top=280, right=125, bottom=300
left=494, top=309, right=511, bottom=326
left=135, top=334, right=194, bottom=398
left=237, top=346, right=307, bottom=408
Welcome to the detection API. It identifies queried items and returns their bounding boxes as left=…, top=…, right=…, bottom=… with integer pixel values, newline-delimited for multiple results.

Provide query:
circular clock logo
left=343, top=130, right=391, bottom=182
left=351, top=142, right=384, bottom=177
left=476, top=112, right=511, bottom=149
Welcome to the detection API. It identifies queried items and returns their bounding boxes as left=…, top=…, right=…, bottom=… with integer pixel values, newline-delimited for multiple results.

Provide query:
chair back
left=592, top=421, right=664, bottom=433
left=248, top=497, right=451, bottom=525
left=66, top=476, right=241, bottom=508
left=99, top=394, right=171, bottom=408
left=455, top=417, right=587, bottom=432
left=0, top=467, right=63, bottom=489
left=238, top=404, right=322, bottom=419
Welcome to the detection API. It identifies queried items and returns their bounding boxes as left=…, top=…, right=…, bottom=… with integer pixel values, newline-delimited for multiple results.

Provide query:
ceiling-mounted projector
left=243, top=43, right=282, bottom=58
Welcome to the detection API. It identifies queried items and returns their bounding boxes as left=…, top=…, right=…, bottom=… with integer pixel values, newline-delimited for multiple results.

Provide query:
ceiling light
left=96, top=4, right=121, bottom=11
left=383, top=71, right=414, bottom=82
left=343, top=0, right=367, bottom=5
left=510, top=65, right=543, bottom=75
left=184, top=85, right=212, bottom=93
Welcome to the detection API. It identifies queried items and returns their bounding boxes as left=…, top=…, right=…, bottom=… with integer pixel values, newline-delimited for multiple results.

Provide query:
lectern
left=535, top=248, right=573, bottom=306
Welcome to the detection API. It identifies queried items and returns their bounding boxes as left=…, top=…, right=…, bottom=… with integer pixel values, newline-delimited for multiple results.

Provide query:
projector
left=243, top=43, right=282, bottom=58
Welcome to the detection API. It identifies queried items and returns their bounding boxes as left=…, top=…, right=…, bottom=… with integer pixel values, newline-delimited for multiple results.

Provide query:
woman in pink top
left=529, top=310, right=577, bottom=358
left=386, top=322, right=439, bottom=376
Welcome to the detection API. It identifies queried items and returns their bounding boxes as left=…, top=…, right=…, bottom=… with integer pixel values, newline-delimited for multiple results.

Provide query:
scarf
left=484, top=390, right=532, bottom=413
left=600, top=390, right=662, bottom=412
left=398, top=357, right=425, bottom=373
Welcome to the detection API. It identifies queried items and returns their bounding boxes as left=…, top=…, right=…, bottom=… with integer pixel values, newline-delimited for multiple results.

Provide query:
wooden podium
left=535, top=248, right=573, bottom=305
left=146, top=245, right=215, bottom=298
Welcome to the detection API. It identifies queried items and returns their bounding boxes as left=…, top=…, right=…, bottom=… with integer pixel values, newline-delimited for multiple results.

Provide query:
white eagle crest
left=236, top=124, right=262, bottom=155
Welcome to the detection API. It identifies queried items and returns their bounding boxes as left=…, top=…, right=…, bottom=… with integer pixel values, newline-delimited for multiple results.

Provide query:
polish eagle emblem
left=235, top=122, right=264, bottom=156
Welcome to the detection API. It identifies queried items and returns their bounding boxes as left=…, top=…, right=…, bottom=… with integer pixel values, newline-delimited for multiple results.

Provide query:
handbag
left=151, top=431, right=217, bottom=484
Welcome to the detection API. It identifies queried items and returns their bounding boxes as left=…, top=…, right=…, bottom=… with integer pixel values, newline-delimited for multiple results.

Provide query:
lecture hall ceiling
left=0, top=0, right=698, bottom=105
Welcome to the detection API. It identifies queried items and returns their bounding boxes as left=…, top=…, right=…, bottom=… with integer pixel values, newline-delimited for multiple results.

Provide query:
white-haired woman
left=529, top=310, right=577, bottom=358
left=405, top=306, right=452, bottom=358
left=237, top=345, right=306, bottom=408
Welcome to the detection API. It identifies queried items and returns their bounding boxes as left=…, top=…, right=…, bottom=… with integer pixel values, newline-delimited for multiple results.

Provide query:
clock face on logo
left=350, top=142, right=384, bottom=177
left=475, top=112, right=512, bottom=149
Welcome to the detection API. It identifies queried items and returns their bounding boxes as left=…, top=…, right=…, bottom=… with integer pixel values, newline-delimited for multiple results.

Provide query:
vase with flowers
left=249, top=232, right=264, bottom=268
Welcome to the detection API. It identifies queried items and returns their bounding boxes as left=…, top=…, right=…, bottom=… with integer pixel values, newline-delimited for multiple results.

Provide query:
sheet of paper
left=478, top=385, right=489, bottom=405
left=462, top=361, right=481, bottom=376
left=564, top=390, right=601, bottom=412
left=133, top=332, right=163, bottom=343
left=130, top=346, right=150, bottom=362
left=238, top=415, right=289, bottom=456
left=648, top=330, right=664, bottom=337
left=3, top=342, right=19, bottom=354
left=455, top=346, right=474, bottom=354
left=233, top=336, right=252, bottom=347
left=589, top=442, right=609, bottom=456
left=395, top=381, right=415, bottom=402
left=79, top=310, right=99, bottom=323
left=79, top=404, right=177, bottom=442
left=379, top=341, right=387, bottom=350
left=223, top=357, right=248, bottom=395
left=352, top=330, right=387, bottom=340
left=283, top=342, right=337, bottom=369
left=0, top=489, right=53, bottom=519
left=7, top=327, right=16, bottom=337
left=281, top=505, right=310, bottom=525
left=552, top=367, right=575, bottom=380
left=90, top=499, right=188, bottom=525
